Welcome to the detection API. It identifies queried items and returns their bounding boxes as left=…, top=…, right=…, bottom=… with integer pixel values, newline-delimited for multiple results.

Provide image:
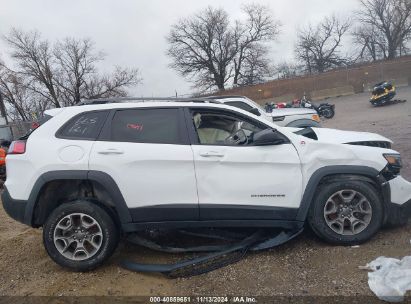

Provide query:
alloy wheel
left=323, top=189, right=372, bottom=235
left=53, top=213, right=103, bottom=261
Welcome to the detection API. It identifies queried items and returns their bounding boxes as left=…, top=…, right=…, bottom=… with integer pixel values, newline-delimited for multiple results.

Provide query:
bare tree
left=236, top=44, right=273, bottom=85
left=82, top=66, right=142, bottom=100
left=0, top=66, right=45, bottom=121
left=52, top=38, right=141, bottom=105
left=167, top=7, right=236, bottom=91
left=295, top=16, right=351, bottom=74
left=4, top=29, right=61, bottom=108
left=167, top=5, right=280, bottom=91
left=3, top=28, right=141, bottom=111
left=352, top=25, right=386, bottom=61
left=53, top=38, right=103, bottom=105
left=232, top=4, right=280, bottom=86
left=356, top=0, right=411, bottom=59
left=275, top=61, right=303, bottom=79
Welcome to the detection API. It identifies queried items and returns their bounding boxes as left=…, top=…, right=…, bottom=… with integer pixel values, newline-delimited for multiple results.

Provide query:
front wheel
left=321, top=107, right=335, bottom=119
left=308, top=181, right=383, bottom=245
left=43, top=200, right=119, bottom=271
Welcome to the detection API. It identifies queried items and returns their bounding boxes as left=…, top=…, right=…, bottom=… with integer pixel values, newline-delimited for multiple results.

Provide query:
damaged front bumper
left=385, top=176, right=411, bottom=226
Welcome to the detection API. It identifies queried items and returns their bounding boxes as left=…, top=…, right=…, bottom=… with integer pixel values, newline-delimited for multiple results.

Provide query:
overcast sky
left=0, top=0, right=360, bottom=97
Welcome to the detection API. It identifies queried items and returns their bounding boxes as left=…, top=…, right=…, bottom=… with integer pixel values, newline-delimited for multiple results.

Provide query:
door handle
left=97, top=148, right=124, bottom=155
left=199, top=151, right=224, bottom=157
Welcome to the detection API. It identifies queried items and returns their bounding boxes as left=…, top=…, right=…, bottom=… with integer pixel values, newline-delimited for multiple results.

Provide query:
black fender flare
left=295, top=165, right=385, bottom=221
left=24, top=170, right=132, bottom=226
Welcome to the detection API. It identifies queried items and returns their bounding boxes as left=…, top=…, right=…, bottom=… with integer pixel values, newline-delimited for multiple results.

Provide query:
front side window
left=191, top=110, right=266, bottom=146
left=110, top=108, right=182, bottom=144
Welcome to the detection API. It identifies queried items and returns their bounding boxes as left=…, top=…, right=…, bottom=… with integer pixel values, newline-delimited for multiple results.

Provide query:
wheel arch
left=26, top=170, right=132, bottom=227
left=295, top=165, right=387, bottom=222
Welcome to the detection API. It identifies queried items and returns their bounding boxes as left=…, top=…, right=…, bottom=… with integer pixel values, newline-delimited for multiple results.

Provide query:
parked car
left=206, top=95, right=321, bottom=128
left=2, top=97, right=411, bottom=271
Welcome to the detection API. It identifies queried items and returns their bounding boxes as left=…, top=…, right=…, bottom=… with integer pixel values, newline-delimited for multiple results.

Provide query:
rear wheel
left=43, top=200, right=119, bottom=271
left=308, top=180, right=383, bottom=245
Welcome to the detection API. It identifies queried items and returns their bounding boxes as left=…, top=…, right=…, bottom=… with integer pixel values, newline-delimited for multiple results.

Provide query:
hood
left=294, top=127, right=392, bottom=147
left=268, top=108, right=317, bottom=117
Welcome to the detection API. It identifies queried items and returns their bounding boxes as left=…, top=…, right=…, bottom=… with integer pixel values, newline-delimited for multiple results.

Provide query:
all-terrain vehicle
left=2, top=97, right=411, bottom=271
left=370, top=81, right=396, bottom=106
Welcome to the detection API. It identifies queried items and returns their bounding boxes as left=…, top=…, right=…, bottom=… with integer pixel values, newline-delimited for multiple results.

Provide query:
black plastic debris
left=120, top=228, right=303, bottom=278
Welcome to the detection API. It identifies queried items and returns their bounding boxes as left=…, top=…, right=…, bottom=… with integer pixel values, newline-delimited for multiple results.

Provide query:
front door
left=187, top=108, right=303, bottom=221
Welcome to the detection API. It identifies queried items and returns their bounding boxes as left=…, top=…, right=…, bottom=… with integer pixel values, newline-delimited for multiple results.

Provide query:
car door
left=186, top=107, right=303, bottom=221
left=89, top=107, right=199, bottom=222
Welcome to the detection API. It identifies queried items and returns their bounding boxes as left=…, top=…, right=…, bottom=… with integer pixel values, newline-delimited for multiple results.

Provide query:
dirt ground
left=1, top=87, right=411, bottom=298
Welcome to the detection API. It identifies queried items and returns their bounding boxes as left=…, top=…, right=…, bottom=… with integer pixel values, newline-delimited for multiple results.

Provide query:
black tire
left=43, top=200, right=119, bottom=271
left=308, top=180, right=383, bottom=245
left=322, top=107, right=335, bottom=119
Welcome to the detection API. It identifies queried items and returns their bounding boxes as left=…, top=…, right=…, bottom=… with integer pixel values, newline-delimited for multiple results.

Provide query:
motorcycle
left=299, top=95, right=335, bottom=119
left=265, top=95, right=335, bottom=119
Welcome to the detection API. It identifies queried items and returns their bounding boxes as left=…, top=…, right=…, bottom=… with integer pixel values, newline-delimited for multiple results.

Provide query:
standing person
left=0, top=146, right=5, bottom=167
left=0, top=140, right=10, bottom=187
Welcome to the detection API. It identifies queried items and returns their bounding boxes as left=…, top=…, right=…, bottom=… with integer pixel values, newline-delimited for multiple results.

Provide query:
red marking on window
left=127, top=123, right=144, bottom=131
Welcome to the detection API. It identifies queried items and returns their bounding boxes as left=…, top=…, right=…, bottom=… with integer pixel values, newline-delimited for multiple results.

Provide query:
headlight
left=311, top=114, right=320, bottom=122
left=383, top=153, right=402, bottom=168
left=382, top=154, right=402, bottom=180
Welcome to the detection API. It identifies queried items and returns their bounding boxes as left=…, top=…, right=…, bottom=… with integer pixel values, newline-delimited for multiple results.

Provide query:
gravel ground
left=1, top=86, right=411, bottom=297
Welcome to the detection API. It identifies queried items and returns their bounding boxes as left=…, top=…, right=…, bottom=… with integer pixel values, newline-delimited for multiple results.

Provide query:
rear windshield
left=38, top=114, right=53, bottom=125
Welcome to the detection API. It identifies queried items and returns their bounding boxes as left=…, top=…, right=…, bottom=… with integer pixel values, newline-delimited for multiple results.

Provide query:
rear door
left=89, top=107, right=199, bottom=222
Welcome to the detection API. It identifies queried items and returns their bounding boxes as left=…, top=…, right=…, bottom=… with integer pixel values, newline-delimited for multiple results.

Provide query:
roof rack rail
left=204, top=95, right=247, bottom=100
left=77, top=97, right=223, bottom=106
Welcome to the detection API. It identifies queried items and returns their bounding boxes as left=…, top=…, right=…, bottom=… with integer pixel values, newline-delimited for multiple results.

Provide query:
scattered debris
left=121, top=228, right=303, bottom=278
left=351, top=245, right=360, bottom=248
left=361, top=256, right=411, bottom=302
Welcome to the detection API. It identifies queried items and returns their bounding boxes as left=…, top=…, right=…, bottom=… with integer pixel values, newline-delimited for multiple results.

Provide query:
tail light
left=8, top=140, right=26, bottom=154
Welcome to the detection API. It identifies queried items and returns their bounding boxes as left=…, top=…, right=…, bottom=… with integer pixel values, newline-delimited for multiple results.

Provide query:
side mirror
left=248, top=108, right=261, bottom=116
left=253, top=129, right=287, bottom=146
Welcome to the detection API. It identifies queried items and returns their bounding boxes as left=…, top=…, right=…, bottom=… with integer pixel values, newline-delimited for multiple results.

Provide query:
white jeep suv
left=2, top=98, right=411, bottom=271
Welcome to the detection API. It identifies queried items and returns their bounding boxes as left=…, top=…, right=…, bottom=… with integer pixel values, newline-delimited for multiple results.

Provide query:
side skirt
left=122, top=219, right=304, bottom=232
left=128, top=204, right=299, bottom=222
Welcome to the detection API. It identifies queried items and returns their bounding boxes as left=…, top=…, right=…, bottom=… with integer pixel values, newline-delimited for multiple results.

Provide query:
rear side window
left=110, top=108, right=182, bottom=144
left=56, top=111, right=108, bottom=140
